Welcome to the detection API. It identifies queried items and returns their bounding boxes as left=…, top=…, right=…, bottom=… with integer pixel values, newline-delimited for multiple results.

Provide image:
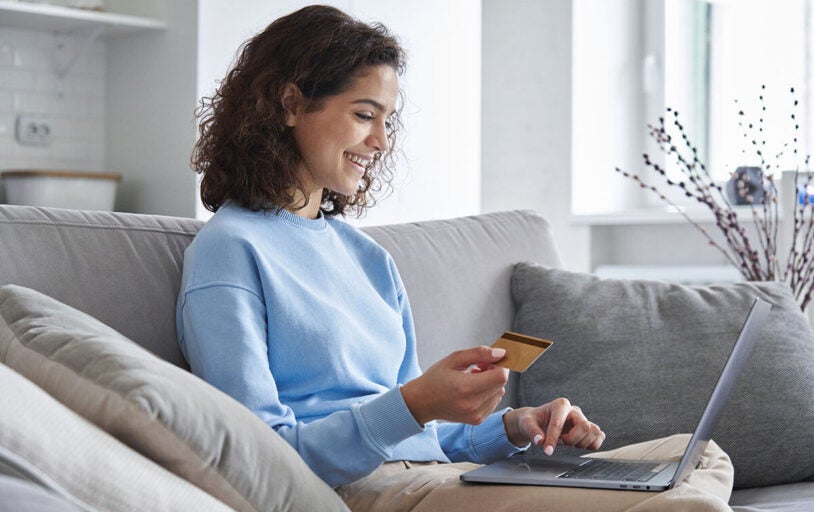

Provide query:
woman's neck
left=286, top=188, right=323, bottom=219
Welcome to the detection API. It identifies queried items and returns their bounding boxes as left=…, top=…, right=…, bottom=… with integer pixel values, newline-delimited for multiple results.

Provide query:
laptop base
left=460, top=456, right=677, bottom=491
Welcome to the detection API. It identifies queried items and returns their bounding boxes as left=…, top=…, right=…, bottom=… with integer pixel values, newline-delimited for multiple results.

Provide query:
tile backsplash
left=0, top=26, right=106, bottom=186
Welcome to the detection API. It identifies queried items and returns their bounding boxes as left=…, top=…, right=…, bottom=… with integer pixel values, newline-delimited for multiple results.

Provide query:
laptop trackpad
left=518, top=456, right=592, bottom=475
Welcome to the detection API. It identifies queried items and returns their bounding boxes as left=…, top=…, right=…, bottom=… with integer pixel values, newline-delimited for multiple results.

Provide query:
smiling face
left=285, top=65, right=399, bottom=218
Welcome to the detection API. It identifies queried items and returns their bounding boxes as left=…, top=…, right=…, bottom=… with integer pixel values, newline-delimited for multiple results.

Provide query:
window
left=572, top=0, right=813, bottom=215
left=666, top=0, right=811, bottom=182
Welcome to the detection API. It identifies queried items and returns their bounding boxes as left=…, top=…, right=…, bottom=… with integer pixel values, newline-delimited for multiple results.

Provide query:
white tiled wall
left=0, top=26, right=106, bottom=197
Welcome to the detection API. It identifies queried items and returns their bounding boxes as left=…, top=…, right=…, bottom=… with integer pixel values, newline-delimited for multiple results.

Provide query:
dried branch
left=616, top=86, right=813, bottom=311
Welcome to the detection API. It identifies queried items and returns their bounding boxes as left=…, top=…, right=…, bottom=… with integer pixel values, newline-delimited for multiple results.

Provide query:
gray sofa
left=0, top=204, right=812, bottom=511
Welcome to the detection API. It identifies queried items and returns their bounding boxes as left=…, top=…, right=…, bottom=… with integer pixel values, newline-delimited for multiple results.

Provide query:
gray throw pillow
left=0, top=285, right=349, bottom=512
left=512, top=262, right=814, bottom=489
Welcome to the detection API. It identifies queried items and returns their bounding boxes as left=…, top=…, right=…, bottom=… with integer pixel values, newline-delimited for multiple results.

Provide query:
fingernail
left=533, top=434, right=543, bottom=446
left=491, top=348, right=506, bottom=358
left=544, top=445, right=554, bottom=456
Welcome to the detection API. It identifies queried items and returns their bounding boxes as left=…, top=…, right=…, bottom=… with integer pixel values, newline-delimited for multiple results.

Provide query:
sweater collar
left=267, top=206, right=328, bottom=231
left=221, top=201, right=330, bottom=231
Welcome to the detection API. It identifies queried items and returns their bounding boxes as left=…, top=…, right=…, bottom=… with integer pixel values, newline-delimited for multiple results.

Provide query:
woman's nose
left=366, top=121, right=388, bottom=152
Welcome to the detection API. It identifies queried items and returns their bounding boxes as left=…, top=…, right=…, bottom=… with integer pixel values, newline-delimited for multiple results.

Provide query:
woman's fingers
left=402, top=347, right=509, bottom=425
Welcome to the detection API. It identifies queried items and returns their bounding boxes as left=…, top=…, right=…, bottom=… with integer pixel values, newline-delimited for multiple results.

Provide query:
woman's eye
left=356, top=113, right=374, bottom=121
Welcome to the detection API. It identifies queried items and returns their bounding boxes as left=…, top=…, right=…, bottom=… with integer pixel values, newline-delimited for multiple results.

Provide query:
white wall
left=195, top=0, right=482, bottom=226
left=106, top=0, right=199, bottom=216
left=481, top=0, right=590, bottom=272
left=571, top=0, right=653, bottom=216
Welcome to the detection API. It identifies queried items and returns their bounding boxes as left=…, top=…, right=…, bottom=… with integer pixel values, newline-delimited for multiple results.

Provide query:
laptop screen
left=669, top=298, right=771, bottom=488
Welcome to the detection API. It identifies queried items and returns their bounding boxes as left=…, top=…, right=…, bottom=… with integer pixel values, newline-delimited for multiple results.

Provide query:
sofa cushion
left=0, top=362, right=231, bottom=512
left=730, top=481, right=814, bottom=511
left=0, top=285, right=349, bottom=512
left=0, top=474, right=83, bottom=512
left=512, top=263, right=814, bottom=489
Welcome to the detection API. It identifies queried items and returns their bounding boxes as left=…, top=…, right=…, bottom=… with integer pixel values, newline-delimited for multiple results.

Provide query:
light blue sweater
left=176, top=204, right=522, bottom=487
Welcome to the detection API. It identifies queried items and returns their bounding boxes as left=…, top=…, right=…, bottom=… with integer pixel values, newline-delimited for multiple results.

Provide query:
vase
left=725, top=166, right=766, bottom=205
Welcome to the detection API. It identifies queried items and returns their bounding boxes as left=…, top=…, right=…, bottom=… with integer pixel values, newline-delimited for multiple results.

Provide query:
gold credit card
left=491, top=331, right=553, bottom=373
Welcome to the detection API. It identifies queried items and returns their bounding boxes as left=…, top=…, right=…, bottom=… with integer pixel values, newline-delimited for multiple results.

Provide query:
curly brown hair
left=192, top=5, right=406, bottom=217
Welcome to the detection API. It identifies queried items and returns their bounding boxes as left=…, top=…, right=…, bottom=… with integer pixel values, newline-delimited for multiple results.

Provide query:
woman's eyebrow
left=352, top=98, right=395, bottom=115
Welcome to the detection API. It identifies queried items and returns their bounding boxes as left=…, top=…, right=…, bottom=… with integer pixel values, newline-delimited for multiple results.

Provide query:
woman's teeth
left=344, top=152, right=371, bottom=168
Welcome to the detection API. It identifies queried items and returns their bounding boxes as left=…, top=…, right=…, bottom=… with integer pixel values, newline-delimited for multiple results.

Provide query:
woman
left=177, top=5, right=733, bottom=510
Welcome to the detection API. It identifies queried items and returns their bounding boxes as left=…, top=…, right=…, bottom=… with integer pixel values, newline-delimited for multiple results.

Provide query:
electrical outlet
left=15, top=114, right=53, bottom=147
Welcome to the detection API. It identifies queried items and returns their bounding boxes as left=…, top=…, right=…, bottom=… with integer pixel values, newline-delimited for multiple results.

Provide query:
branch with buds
left=616, top=86, right=814, bottom=311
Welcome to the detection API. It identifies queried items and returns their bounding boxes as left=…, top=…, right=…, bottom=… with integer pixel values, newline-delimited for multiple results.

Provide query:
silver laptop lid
left=669, top=297, right=771, bottom=488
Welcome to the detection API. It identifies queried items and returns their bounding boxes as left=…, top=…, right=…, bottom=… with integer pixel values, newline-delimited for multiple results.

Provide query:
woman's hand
left=400, top=346, right=509, bottom=425
left=502, top=399, right=605, bottom=455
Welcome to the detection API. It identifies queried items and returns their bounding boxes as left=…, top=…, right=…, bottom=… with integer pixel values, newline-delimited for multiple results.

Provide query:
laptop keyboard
left=558, top=459, right=661, bottom=482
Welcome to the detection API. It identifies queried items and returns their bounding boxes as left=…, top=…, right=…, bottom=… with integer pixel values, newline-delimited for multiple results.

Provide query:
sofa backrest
left=0, top=205, right=203, bottom=367
left=0, top=206, right=563, bottom=385
left=363, top=210, right=563, bottom=371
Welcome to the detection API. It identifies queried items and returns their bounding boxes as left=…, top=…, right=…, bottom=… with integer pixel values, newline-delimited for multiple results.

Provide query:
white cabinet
left=1, top=0, right=199, bottom=218
left=0, top=0, right=197, bottom=217
left=0, top=1, right=165, bottom=36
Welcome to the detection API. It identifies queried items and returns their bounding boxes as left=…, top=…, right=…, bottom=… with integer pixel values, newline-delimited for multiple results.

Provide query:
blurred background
left=0, top=0, right=811, bottom=282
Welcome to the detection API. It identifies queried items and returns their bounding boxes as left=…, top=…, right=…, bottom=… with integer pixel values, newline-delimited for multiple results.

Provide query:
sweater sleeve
left=436, top=410, right=527, bottom=463
left=177, top=283, right=424, bottom=487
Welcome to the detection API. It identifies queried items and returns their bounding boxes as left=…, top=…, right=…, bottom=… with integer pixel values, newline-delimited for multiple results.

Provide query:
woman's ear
left=281, top=83, right=302, bottom=127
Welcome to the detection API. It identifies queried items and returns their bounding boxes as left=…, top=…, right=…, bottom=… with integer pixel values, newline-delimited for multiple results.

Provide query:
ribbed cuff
left=352, top=387, right=424, bottom=456
left=469, top=408, right=528, bottom=463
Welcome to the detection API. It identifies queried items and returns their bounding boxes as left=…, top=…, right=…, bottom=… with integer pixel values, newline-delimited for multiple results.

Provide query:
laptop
left=460, top=297, right=771, bottom=491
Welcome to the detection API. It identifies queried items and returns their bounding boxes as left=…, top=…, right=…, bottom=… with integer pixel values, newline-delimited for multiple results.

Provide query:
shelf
left=571, top=205, right=783, bottom=226
left=0, top=1, right=165, bottom=36
left=573, top=172, right=811, bottom=227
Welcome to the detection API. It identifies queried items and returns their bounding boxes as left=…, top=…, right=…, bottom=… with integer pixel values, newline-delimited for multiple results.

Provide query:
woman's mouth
left=344, top=151, right=372, bottom=172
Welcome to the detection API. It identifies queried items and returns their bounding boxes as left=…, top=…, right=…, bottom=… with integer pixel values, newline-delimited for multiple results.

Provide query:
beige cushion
left=0, top=362, right=231, bottom=512
left=0, top=285, right=349, bottom=512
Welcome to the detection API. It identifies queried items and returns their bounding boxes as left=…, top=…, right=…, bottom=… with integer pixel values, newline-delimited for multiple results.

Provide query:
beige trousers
left=336, top=435, right=733, bottom=512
